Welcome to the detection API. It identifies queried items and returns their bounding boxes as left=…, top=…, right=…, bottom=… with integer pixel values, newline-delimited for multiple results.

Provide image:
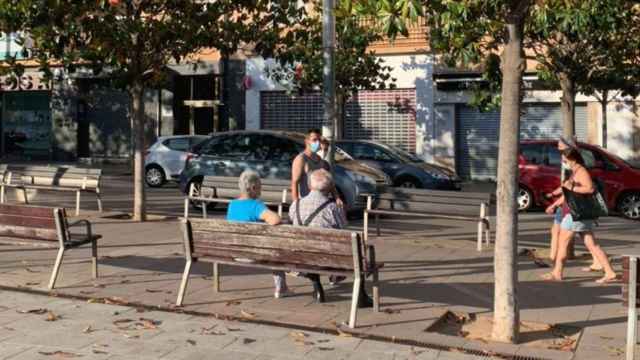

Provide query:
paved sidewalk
left=0, top=289, right=480, bottom=360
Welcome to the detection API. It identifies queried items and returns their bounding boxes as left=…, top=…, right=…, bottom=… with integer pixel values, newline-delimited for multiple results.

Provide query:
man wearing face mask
left=291, top=129, right=343, bottom=207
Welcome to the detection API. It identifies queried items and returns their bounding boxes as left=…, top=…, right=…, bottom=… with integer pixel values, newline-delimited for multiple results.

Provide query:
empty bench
left=364, top=188, right=495, bottom=251
left=176, top=218, right=382, bottom=328
left=0, top=165, right=103, bottom=216
left=0, top=204, right=101, bottom=289
left=184, top=176, right=290, bottom=218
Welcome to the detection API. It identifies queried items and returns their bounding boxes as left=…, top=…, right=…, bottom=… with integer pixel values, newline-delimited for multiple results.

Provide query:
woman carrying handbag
left=541, top=148, right=617, bottom=283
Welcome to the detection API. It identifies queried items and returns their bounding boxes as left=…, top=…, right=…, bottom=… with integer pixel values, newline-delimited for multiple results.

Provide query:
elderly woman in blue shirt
left=226, top=170, right=293, bottom=298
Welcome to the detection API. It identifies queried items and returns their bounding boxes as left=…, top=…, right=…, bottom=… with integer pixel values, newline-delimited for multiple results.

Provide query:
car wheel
left=518, top=186, right=533, bottom=211
left=145, top=165, right=166, bottom=187
left=617, top=192, right=640, bottom=220
left=188, top=180, right=216, bottom=211
left=396, top=177, right=421, bottom=189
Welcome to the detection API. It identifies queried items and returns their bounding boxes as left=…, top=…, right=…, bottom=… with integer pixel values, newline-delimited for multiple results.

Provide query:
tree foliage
left=0, top=0, right=303, bottom=221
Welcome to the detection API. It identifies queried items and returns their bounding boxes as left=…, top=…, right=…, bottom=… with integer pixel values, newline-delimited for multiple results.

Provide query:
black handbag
left=562, top=187, right=608, bottom=221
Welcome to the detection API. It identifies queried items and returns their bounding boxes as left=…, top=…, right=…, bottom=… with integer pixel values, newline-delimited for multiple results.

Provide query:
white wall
left=244, top=54, right=436, bottom=159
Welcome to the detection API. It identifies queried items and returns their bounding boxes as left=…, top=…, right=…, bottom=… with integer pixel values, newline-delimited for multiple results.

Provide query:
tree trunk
left=492, top=15, right=526, bottom=344
left=559, top=73, right=576, bottom=138
left=131, top=82, right=147, bottom=222
left=601, top=90, right=609, bottom=148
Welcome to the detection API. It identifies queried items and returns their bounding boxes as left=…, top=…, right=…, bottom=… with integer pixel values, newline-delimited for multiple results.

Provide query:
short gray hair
left=239, top=169, right=261, bottom=196
left=308, top=169, right=333, bottom=193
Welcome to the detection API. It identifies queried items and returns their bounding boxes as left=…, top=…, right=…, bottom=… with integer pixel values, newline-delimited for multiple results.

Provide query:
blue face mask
left=310, top=141, right=320, bottom=153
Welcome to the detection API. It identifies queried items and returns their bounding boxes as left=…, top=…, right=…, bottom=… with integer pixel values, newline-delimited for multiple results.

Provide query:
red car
left=518, top=140, right=640, bottom=220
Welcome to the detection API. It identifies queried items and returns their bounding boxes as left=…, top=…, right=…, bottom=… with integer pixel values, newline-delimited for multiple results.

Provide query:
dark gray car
left=179, top=131, right=391, bottom=210
left=337, top=140, right=461, bottom=190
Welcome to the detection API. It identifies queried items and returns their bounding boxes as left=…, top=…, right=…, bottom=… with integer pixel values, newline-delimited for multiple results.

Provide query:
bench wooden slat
left=0, top=236, right=59, bottom=248
left=375, top=199, right=481, bottom=216
left=195, top=256, right=353, bottom=276
left=192, top=245, right=354, bottom=270
left=0, top=225, right=58, bottom=241
left=19, top=166, right=102, bottom=175
left=0, top=214, right=56, bottom=229
left=0, top=204, right=55, bottom=217
left=20, top=177, right=99, bottom=189
left=190, top=219, right=353, bottom=243
left=382, top=187, right=494, bottom=201
left=192, top=230, right=352, bottom=255
left=374, top=193, right=490, bottom=206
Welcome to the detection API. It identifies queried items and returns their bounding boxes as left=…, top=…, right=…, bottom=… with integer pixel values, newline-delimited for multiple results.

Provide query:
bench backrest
left=373, top=188, right=496, bottom=217
left=0, top=164, right=7, bottom=183
left=198, top=176, right=290, bottom=204
left=184, top=218, right=361, bottom=273
left=11, top=166, right=102, bottom=189
left=0, top=204, right=66, bottom=242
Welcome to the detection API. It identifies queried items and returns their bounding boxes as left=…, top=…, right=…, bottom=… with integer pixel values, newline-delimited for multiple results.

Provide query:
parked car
left=518, top=140, right=640, bottom=219
left=145, top=135, right=208, bottom=187
left=179, top=131, right=391, bottom=210
left=336, top=140, right=462, bottom=190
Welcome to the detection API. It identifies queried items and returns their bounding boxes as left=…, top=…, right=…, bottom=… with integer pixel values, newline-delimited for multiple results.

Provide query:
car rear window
left=521, top=144, right=544, bottom=165
left=163, top=138, right=190, bottom=152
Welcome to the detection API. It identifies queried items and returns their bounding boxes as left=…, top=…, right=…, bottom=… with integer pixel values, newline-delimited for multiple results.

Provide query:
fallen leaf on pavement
left=45, top=311, right=59, bottom=322
left=113, top=319, right=135, bottom=329
left=38, top=350, right=82, bottom=358
left=123, top=333, right=140, bottom=339
left=186, top=339, right=196, bottom=346
left=119, top=280, right=131, bottom=284
left=382, top=308, right=401, bottom=314
left=144, top=289, right=162, bottom=293
left=201, top=325, right=224, bottom=336
left=83, top=325, right=95, bottom=334
left=104, top=297, right=126, bottom=305
left=225, top=300, right=241, bottom=306
left=243, top=338, right=256, bottom=345
left=25, top=267, right=40, bottom=273
left=79, top=291, right=95, bottom=295
left=138, top=318, right=161, bottom=329
left=17, top=308, right=48, bottom=314
left=318, top=347, right=334, bottom=351
left=289, top=331, right=307, bottom=343
left=87, top=298, right=102, bottom=304
left=240, top=310, right=256, bottom=319
left=135, top=308, right=145, bottom=313
left=91, top=350, right=108, bottom=355
left=336, top=327, right=352, bottom=338
left=25, top=282, right=40, bottom=286
left=93, top=284, right=106, bottom=288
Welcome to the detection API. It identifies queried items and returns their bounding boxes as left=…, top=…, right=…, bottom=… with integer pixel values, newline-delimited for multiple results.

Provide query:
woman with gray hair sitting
left=226, top=169, right=293, bottom=298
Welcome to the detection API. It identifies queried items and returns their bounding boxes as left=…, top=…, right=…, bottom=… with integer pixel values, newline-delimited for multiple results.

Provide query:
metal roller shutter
left=261, top=90, right=417, bottom=153
left=456, top=103, right=588, bottom=180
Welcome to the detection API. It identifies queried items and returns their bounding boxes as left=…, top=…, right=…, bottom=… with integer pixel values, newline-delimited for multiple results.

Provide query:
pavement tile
left=0, top=343, right=31, bottom=360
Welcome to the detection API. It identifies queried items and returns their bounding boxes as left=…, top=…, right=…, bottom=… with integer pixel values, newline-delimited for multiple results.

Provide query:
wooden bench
left=176, top=218, right=381, bottom=328
left=0, top=165, right=103, bottom=216
left=364, top=188, right=495, bottom=251
left=184, top=176, right=290, bottom=218
left=0, top=204, right=101, bottom=289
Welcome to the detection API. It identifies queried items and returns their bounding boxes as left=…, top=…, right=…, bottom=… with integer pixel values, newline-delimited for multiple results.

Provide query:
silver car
left=145, top=135, right=208, bottom=187
left=179, top=130, right=390, bottom=210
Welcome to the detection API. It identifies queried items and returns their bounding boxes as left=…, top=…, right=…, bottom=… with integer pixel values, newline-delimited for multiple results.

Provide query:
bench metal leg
left=375, top=214, right=381, bottom=237
left=202, top=203, right=207, bottom=219
left=213, top=262, right=221, bottom=292
left=176, top=259, right=193, bottom=306
left=363, top=210, right=369, bottom=242
left=22, top=188, right=29, bottom=204
left=348, top=276, right=362, bottom=328
left=477, top=220, right=483, bottom=252
left=48, top=248, right=65, bottom=290
left=91, top=239, right=98, bottom=279
left=75, top=191, right=81, bottom=216
left=372, top=270, right=380, bottom=313
left=0, top=185, right=4, bottom=203
left=96, top=191, right=103, bottom=212
left=485, top=221, right=491, bottom=247
left=183, top=198, right=190, bottom=219
left=627, top=257, right=638, bottom=360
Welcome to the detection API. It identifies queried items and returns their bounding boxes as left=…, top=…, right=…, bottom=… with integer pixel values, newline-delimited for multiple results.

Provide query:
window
left=0, top=33, right=26, bottom=60
left=579, top=149, right=597, bottom=169
left=163, top=138, right=190, bottom=152
left=520, top=144, right=544, bottom=165
left=261, top=135, right=302, bottom=162
left=352, top=143, right=394, bottom=162
left=547, top=146, right=562, bottom=167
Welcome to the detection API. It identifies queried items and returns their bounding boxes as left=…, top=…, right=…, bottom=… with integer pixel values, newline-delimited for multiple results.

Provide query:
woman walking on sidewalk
left=541, top=149, right=616, bottom=283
